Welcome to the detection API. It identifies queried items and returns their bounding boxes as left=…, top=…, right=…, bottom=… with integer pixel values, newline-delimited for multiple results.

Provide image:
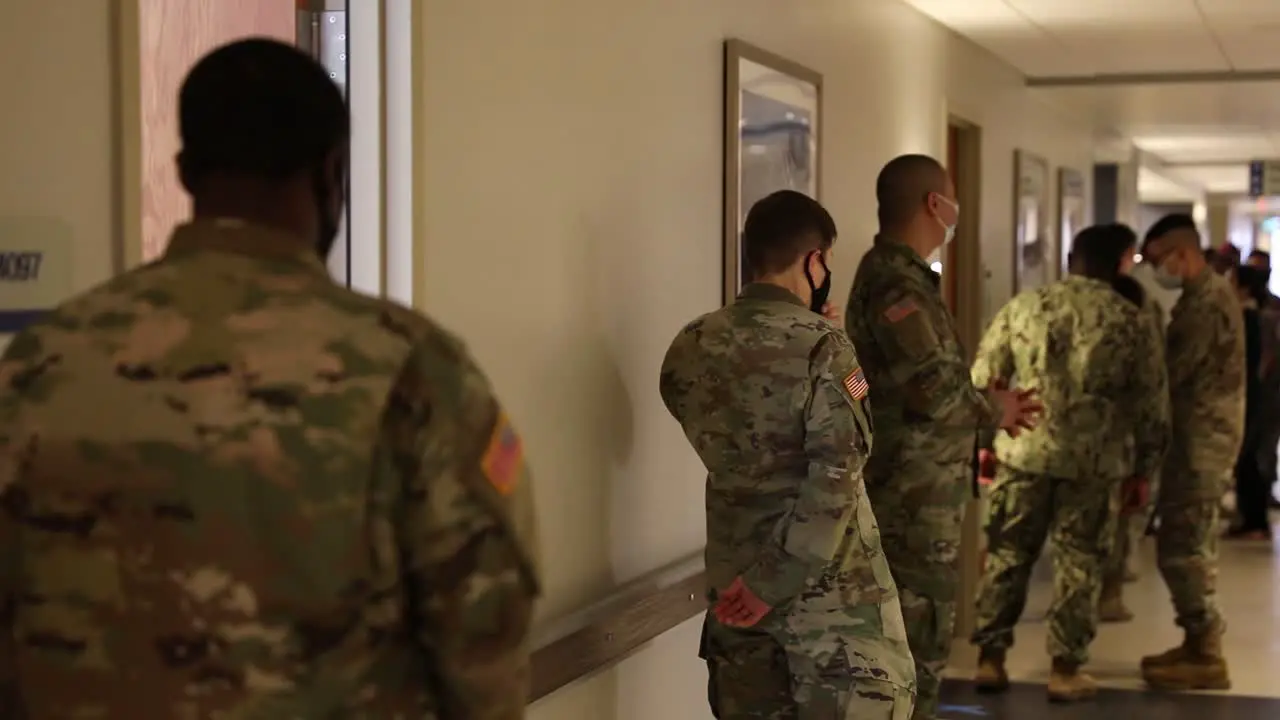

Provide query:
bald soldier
left=661, top=190, right=915, bottom=719
left=845, top=155, right=1041, bottom=720
left=0, top=39, right=539, bottom=717
left=1140, top=214, right=1245, bottom=691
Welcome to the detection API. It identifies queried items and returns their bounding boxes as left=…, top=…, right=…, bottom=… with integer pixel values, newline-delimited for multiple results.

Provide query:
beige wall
left=1, top=2, right=118, bottom=295
left=416, top=1, right=1092, bottom=718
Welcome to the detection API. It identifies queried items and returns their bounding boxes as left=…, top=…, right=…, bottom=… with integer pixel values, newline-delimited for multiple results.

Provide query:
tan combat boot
left=1047, top=658, right=1098, bottom=702
left=1097, top=582, right=1134, bottom=623
left=1141, top=628, right=1231, bottom=691
left=974, top=648, right=1010, bottom=694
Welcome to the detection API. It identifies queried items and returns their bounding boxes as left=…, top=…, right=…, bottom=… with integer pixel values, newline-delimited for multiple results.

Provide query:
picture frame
left=1057, top=166, right=1087, bottom=273
left=1012, top=149, right=1052, bottom=293
left=722, top=39, right=823, bottom=306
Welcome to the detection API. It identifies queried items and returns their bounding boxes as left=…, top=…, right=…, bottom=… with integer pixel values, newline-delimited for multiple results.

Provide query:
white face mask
left=935, top=196, right=960, bottom=246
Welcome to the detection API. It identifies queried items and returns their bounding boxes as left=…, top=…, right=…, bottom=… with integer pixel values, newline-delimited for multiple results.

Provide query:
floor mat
left=939, top=679, right=1279, bottom=719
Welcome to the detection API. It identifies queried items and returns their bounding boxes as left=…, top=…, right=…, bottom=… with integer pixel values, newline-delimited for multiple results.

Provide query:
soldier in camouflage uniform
left=1100, top=225, right=1168, bottom=624
left=844, top=155, right=1041, bottom=720
left=1140, top=215, right=1245, bottom=691
left=661, top=190, right=915, bottom=719
left=0, top=39, right=540, bottom=718
left=968, top=224, right=1170, bottom=702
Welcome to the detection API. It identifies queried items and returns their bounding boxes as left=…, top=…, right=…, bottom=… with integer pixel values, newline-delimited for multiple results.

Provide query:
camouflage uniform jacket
left=0, top=220, right=540, bottom=719
left=971, top=275, right=1170, bottom=481
left=1123, top=293, right=1169, bottom=477
left=845, top=237, right=1001, bottom=478
left=660, top=283, right=914, bottom=689
left=1164, top=267, right=1246, bottom=498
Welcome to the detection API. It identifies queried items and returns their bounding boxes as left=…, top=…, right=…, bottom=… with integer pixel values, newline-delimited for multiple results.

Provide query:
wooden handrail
left=528, top=550, right=706, bottom=702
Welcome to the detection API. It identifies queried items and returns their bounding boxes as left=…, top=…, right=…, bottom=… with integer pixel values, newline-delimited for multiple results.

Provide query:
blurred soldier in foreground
left=661, top=190, right=915, bottom=719
left=1099, top=224, right=1168, bottom=623
left=844, top=155, right=1040, bottom=720
left=969, top=224, right=1169, bottom=703
left=0, top=39, right=539, bottom=718
left=1140, top=214, right=1244, bottom=691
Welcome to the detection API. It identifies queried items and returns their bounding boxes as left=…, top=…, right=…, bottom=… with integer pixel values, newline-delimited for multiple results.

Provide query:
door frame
left=946, top=114, right=985, bottom=641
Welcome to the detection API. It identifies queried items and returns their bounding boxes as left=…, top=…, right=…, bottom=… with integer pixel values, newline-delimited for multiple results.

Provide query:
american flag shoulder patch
left=482, top=411, right=525, bottom=496
left=883, top=298, right=919, bottom=323
left=843, top=368, right=869, bottom=400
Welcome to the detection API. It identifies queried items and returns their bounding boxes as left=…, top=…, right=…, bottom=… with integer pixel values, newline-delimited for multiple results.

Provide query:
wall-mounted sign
left=1248, top=160, right=1280, bottom=198
left=0, top=217, right=73, bottom=333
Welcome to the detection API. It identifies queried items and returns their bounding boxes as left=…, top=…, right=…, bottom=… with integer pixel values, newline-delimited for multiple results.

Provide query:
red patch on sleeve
left=482, top=412, right=524, bottom=496
left=883, top=299, right=919, bottom=323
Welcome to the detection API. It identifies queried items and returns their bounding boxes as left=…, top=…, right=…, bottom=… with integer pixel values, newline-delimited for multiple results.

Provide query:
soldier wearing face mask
left=661, top=190, right=916, bottom=719
left=1140, top=214, right=1245, bottom=692
left=844, top=155, right=1042, bottom=720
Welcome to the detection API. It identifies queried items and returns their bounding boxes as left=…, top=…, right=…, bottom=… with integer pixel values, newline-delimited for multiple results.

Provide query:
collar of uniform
left=874, top=234, right=939, bottom=286
left=739, top=282, right=805, bottom=307
left=1185, top=265, right=1213, bottom=292
left=162, top=219, right=328, bottom=275
left=1064, top=273, right=1109, bottom=291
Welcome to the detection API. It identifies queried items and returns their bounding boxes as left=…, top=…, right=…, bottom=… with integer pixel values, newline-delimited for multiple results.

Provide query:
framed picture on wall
left=1013, top=150, right=1052, bottom=293
left=723, top=39, right=823, bottom=306
left=1057, top=167, right=1087, bottom=273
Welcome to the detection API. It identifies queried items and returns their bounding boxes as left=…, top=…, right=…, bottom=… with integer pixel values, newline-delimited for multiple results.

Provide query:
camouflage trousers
left=1155, top=497, right=1223, bottom=635
left=1102, top=509, right=1136, bottom=588
left=971, top=466, right=1120, bottom=665
left=867, top=460, right=970, bottom=720
left=701, top=619, right=915, bottom=719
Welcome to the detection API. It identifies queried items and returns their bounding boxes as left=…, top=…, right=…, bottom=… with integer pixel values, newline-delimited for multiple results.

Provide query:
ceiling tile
left=898, top=0, right=1038, bottom=31
left=1164, top=164, right=1253, bottom=194
left=1198, top=0, right=1280, bottom=26
left=1010, top=0, right=1202, bottom=31
left=1133, top=132, right=1275, bottom=163
left=1213, top=30, right=1280, bottom=70
left=1053, top=31, right=1229, bottom=74
left=964, top=33, right=1082, bottom=76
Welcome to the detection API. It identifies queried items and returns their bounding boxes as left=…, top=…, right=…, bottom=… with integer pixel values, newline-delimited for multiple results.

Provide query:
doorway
left=945, top=116, right=985, bottom=641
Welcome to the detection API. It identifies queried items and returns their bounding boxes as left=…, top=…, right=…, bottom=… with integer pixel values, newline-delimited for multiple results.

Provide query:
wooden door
left=138, top=0, right=297, bottom=261
left=943, top=124, right=960, bottom=311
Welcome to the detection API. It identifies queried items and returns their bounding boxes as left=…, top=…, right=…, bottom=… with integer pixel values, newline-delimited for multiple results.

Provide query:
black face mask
left=805, top=253, right=831, bottom=313
left=313, top=168, right=343, bottom=261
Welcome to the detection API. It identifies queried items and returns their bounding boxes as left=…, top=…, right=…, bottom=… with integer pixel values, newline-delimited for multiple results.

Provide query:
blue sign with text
left=0, top=217, right=72, bottom=333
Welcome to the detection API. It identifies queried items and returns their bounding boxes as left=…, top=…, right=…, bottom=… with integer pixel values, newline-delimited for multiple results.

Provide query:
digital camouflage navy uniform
left=844, top=236, right=1000, bottom=720
left=661, top=283, right=916, bottom=720
left=1103, top=292, right=1167, bottom=595
left=0, top=220, right=541, bottom=718
left=1143, top=267, right=1244, bottom=690
left=969, top=276, right=1168, bottom=667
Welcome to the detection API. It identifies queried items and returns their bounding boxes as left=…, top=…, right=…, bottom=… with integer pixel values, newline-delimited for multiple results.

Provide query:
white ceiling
left=902, top=0, right=1280, bottom=196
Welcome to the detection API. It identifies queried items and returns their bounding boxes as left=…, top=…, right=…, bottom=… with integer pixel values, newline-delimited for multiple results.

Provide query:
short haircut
left=1143, top=213, right=1197, bottom=243
left=742, top=190, right=837, bottom=277
left=875, top=154, right=948, bottom=227
left=1249, top=249, right=1271, bottom=266
left=177, top=38, right=348, bottom=184
left=1069, top=224, right=1133, bottom=282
